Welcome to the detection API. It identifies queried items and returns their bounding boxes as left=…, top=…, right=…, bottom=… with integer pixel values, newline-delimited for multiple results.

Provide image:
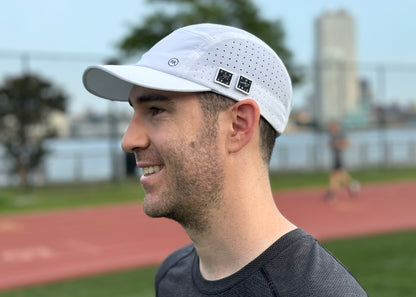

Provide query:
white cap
left=82, top=23, right=292, bottom=133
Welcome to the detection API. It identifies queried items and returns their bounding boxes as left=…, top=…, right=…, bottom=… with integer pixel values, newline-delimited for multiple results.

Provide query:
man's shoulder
left=264, top=229, right=367, bottom=296
left=155, top=243, right=195, bottom=284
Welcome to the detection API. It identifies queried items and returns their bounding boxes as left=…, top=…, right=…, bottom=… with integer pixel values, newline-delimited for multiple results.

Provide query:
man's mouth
left=142, top=165, right=164, bottom=176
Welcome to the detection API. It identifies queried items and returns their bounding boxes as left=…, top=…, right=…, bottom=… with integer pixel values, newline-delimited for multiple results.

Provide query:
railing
left=1, top=128, right=415, bottom=186
left=1, top=50, right=416, bottom=185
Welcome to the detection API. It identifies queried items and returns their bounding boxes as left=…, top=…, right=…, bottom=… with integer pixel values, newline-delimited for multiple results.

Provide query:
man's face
left=122, top=86, right=225, bottom=232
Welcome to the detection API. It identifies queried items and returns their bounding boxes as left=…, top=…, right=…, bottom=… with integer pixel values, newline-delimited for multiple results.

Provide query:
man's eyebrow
left=128, top=94, right=174, bottom=107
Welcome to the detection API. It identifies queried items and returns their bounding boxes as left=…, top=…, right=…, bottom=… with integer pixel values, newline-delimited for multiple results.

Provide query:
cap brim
left=82, top=65, right=211, bottom=101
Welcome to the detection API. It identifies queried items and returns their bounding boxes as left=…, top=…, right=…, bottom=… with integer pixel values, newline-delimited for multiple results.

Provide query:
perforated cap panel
left=83, top=23, right=292, bottom=133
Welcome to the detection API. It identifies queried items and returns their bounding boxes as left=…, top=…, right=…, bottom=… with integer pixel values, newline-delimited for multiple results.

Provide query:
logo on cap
left=168, top=58, right=179, bottom=67
left=236, top=75, right=252, bottom=94
left=215, top=68, right=233, bottom=87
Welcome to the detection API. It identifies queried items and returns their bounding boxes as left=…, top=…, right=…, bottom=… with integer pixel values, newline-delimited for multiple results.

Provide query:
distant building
left=21, top=110, right=69, bottom=139
left=311, top=10, right=359, bottom=127
left=70, top=111, right=131, bottom=138
left=49, top=111, right=70, bottom=137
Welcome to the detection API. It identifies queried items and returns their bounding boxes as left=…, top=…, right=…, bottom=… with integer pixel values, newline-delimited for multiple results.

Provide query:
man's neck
left=185, top=178, right=296, bottom=281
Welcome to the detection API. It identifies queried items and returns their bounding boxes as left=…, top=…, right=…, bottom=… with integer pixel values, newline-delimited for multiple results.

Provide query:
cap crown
left=83, top=24, right=292, bottom=133
left=137, top=24, right=292, bottom=133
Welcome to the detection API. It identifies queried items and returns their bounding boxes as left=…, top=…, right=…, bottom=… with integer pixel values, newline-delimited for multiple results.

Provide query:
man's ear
left=227, top=99, right=260, bottom=154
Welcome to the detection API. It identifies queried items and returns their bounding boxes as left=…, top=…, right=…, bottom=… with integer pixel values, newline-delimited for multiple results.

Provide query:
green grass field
left=0, top=167, right=415, bottom=296
left=323, top=230, right=416, bottom=297
left=1, top=167, right=416, bottom=215
left=0, top=230, right=415, bottom=297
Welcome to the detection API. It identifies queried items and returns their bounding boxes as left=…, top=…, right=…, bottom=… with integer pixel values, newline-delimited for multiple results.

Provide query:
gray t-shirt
left=155, top=228, right=367, bottom=296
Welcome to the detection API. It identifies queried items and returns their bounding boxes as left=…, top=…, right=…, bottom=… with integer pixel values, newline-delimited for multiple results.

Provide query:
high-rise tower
left=312, top=10, right=358, bottom=126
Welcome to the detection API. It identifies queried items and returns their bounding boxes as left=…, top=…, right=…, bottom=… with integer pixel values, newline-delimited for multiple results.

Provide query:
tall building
left=312, top=10, right=359, bottom=127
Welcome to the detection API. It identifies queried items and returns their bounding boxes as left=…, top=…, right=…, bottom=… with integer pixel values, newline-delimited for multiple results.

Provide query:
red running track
left=0, top=180, right=415, bottom=291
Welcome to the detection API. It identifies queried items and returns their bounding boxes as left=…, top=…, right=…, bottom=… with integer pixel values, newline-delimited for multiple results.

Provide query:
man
left=83, top=23, right=367, bottom=296
left=325, top=121, right=360, bottom=202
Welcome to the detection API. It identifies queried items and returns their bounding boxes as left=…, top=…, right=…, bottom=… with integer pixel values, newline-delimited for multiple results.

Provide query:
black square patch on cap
left=215, top=68, right=233, bottom=87
left=236, top=75, right=252, bottom=94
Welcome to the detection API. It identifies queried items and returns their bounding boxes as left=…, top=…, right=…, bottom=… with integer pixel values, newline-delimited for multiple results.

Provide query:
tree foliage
left=0, top=74, right=67, bottom=187
left=117, top=0, right=302, bottom=84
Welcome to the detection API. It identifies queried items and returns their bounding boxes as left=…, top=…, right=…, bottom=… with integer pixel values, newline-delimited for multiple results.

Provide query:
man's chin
left=142, top=197, right=169, bottom=218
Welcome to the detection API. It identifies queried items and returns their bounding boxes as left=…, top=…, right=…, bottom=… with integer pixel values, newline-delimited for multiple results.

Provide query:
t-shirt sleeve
left=155, top=243, right=195, bottom=296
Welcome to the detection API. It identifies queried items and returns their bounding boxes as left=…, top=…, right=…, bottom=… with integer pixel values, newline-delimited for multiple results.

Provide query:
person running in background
left=325, top=121, right=360, bottom=202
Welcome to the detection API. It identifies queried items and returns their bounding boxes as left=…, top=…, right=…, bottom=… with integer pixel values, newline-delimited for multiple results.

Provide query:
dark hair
left=198, top=92, right=278, bottom=164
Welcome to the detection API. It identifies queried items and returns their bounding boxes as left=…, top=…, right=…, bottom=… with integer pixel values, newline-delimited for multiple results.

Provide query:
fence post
left=410, top=141, right=416, bottom=165
left=74, top=153, right=82, bottom=183
left=360, top=142, right=368, bottom=169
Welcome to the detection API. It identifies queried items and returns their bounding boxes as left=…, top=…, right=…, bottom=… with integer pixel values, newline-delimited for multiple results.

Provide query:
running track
left=0, top=181, right=415, bottom=291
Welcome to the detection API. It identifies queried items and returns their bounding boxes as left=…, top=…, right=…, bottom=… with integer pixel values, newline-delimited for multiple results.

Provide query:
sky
left=1, top=0, right=416, bottom=115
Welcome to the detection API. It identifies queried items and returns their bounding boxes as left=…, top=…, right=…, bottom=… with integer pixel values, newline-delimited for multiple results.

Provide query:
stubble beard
left=142, top=124, right=224, bottom=234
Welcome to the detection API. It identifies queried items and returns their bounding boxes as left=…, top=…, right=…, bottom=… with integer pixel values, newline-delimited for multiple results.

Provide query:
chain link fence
left=0, top=51, right=415, bottom=185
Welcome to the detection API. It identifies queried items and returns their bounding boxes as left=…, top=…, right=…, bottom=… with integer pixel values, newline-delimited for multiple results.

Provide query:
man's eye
left=149, top=107, right=164, bottom=116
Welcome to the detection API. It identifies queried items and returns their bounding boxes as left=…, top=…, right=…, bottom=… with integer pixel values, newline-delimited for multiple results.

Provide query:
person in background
left=325, top=120, right=360, bottom=202
left=83, top=23, right=367, bottom=296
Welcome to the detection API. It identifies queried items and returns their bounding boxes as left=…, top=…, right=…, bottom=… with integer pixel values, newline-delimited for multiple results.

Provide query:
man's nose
left=121, top=116, right=150, bottom=153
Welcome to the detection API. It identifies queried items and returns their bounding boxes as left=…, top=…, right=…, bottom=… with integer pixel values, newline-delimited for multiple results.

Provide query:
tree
left=116, top=0, right=302, bottom=84
left=0, top=74, right=67, bottom=187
